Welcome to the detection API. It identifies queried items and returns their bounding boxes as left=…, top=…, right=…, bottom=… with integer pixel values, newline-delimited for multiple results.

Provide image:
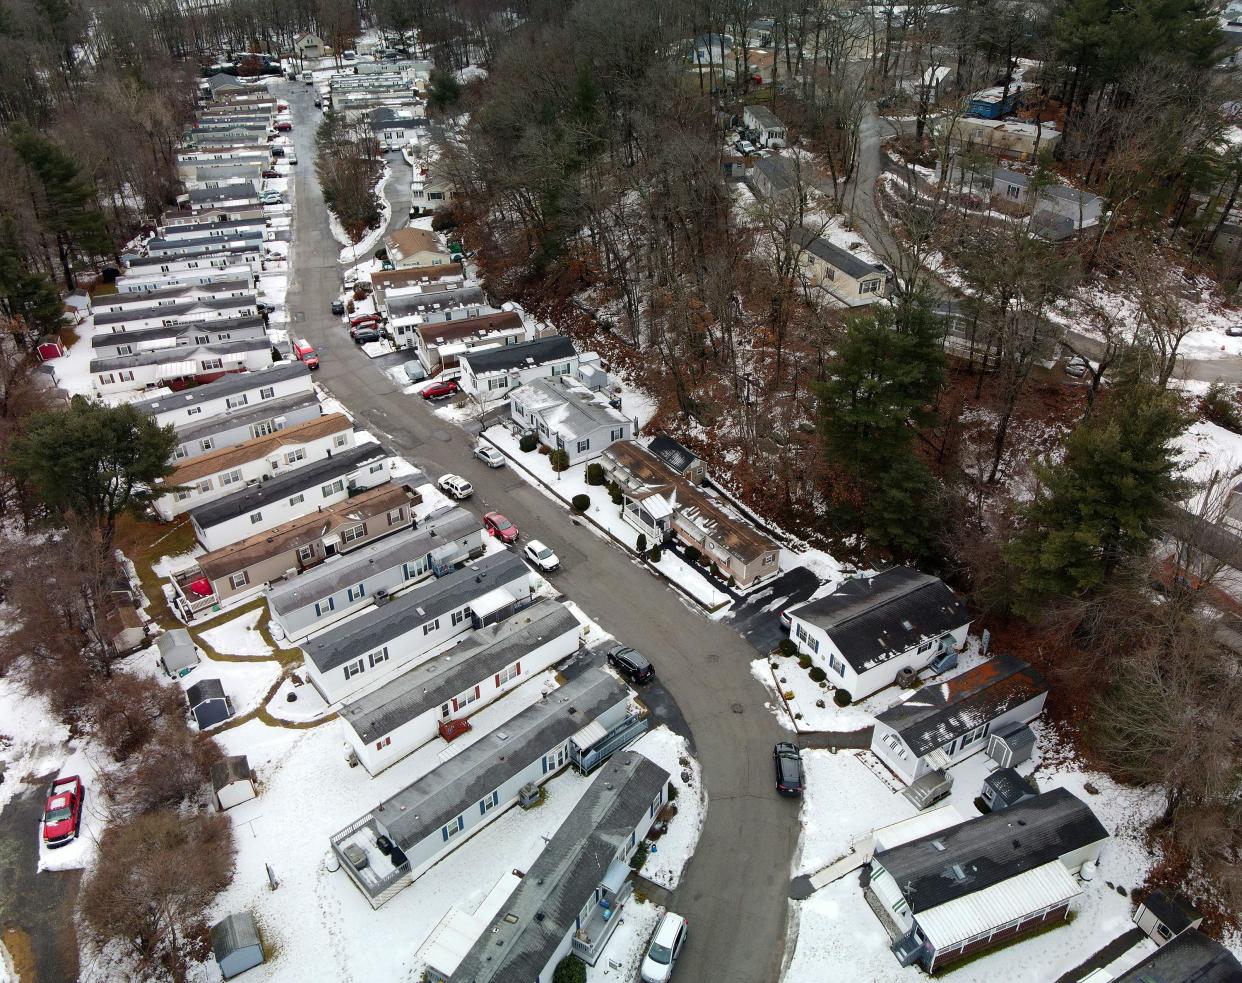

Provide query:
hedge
left=571, top=493, right=590, bottom=513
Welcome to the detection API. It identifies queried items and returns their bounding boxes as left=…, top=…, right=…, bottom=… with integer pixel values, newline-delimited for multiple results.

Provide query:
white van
left=300, top=70, right=313, bottom=84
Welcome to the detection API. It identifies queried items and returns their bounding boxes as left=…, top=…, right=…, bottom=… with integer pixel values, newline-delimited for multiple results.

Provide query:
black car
left=331, top=300, right=345, bottom=316
left=607, top=645, right=654, bottom=684
left=353, top=326, right=382, bottom=344
left=774, top=742, right=804, bottom=797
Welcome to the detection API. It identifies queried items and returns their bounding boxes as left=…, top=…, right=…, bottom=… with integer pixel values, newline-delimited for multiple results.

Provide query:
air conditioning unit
left=374, top=589, right=391, bottom=606
left=518, top=783, right=540, bottom=809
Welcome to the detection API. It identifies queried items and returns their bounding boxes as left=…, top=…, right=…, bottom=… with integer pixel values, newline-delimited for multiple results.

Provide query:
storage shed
left=1134, top=889, right=1203, bottom=945
left=980, top=767, right=1036, bottom=812
left=187, top=678, right=233, bottom=729
left=986, top=721, right=1037, bottom=768
left=158, top=628, right=199, bottom=676
left=210, top=912, right=264, bottom=979
left=212, top=755, right=256, bottom=811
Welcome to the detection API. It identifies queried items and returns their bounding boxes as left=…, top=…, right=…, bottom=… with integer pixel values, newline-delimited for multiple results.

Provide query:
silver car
left=473, top=444, right=505, bottom=468
left=641, top=912, right=688, bottom=983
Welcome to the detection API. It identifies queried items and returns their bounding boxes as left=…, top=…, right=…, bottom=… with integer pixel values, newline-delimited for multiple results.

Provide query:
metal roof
left=133, top=361, right=309, bottom=415
left=340, top=599, right=579, bottom=742
left=873, top=787, right=1108, bottom=914
left=511, top=377, right=627, bottom=442
left=90, top=337, right=270, bottom=373
left=745, top=104, right=784, bottom=129
left=448, top=751, right=669, bottom=982
left=791, top=568, right=969, bottom=674
left=303, top=550, right=527, bottom=673
left=94, top=294, right=257, bottom=325
left=188, top=182, right=258, bottom=202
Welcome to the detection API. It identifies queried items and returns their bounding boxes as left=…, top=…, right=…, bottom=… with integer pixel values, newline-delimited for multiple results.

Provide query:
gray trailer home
left=331, top=668, right=645, bottom=908
left=341, top=599, right=582, bottom=774
left=93, top=295, right=258, bottom=333
left=438, top=752, right=670, bottom=982
left=172, top=392, right=322, bottom=461
left=122, top=244, right=262, bottom=275
left=267, top=508, right=487, bottom=641
left=91, top=279, right=254, bottom=315
left=90, top=338, right=273, bottom=398
left=134, top=360, right=313, bottom=429
left=302, top=550, right=533, bottom=705
left=91, top=316, right=268, bottom=362
left=189, top=443, right=391, bottom=551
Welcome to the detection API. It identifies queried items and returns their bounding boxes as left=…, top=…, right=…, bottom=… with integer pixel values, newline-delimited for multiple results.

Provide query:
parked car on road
left=292, top=338, right=319, bottom=370
left=260, top=191, right=283, bottom=205
left=331, top=300, right=345, bottom=316
left=301, top=70, right=313, bottom=83
left=773, top=742, right=804, bottom=797
left=349, top=312, right=381, bottom=328
left=473, top=444, right=505, bottom=468
left=421, top=379, right=459, bottom=400
left=1063, top=355, right=1090, bottom=378
left=42, top=775, right=84, bottom=848
left=262, top=168, right=280, bottom=179
left=736, top=140, right=757, bottom=155
left=437, top=474, right=473, bottom=499
left=353, top=326, right=382, bottom=344
left=1227, top=324, right=1242, bottom=337
left=403, top=360, right=427, bottom=383
left=275, top=121, right=292, bottom=131
left=524, top=540, right=560, bottom=572
left=640, top=912, right=688, bottom=983
left=607, top=645, right=654, bottom=684
left=484, top=511, right=519, bottom=543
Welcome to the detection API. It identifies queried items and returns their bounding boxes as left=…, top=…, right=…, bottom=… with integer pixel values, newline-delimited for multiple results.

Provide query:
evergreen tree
left=0, top=217, right=63, bottom=338
left=427, top=69, right=462, bottom=114
left=1005, top=381, right=1188, bottom=615
left=6, top=397, right=178, bottom=550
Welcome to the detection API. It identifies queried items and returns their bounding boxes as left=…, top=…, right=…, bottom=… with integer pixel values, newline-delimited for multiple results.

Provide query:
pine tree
left=1005, top=382, right=1188, bottom=614
left=0, top=217, right=63, bottom=338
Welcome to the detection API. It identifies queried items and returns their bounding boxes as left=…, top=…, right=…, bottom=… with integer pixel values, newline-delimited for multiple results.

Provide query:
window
left=333, top=433, right=349, bottom=448
left=321, top=479, right=344, bottom=497
left=1156, top=924, right=1173, bottom=942
left=403, top=557, right=427, bottom=580
left=1007, top=184, right=1021, bottom=199
left=441, top=816, right=464, bottom=841
left=495, top=661, right=521, bottom=686
left=576, top=438, right=590, bottom=453
left=343, top=658, right=364, bottom=679
left=917, top=639, right=934, bottom=654
left=451, top=608, right=468, bottom=627
left=285, top=448, right=306, bottom=465
left=220, top=468, right=242, bottom=487
left=201, top=358, right=223, bottom=370
left=859, top=278, right=882, bottom=295
left=249, top=511, right=263, bottom=524
left=374, top=736, right=392, bottom=751
left=297, top=544, right=315, bottom=563
left=117, top=370, right=135, bottom=382
left=650, top=790, right=663, bottom=817
left=197, top=479, right=214, bottom=494
left=452, top=685, right=480, bottom=711
left=487, top=377, right=508, bottom=391
left=194, top=335, right=210, bottom=345
left=116, top=345, right=133, bottom=356
left=422, top=618, right=442, bottom=636
left=551, top=362, right=571, bottom=376
left=288, top=493, right=305, bottom=506
left=346, top=582, right=366, bottom=602
left=341, top=524, right=366, bottom=544
left=174, top=446, right=189, bottom=460
left=610, top=427, right=624, bottom=441
left=369, top=462, right=383, bottom=474
left=961, top=723, right=988, bottom=746
left=98, top=373, right=115, bottom=385
left=252, top=420, right=275, bottom=438
left=186, top=406, right=202, bottom=416
left=794, top=623, right=820, bottom=654
left=259, top=386, right=275, bottom=399
left=386, top=508, right=404, bottom=526
left=440, top=702, right=451, bottom=719
left=479, top=791, right=499, bottom=814
left=174, top=489, right=192, bottom=502
left=314, top=597, right=336, bottom=618
left=229, top=571, right=249, bottom=589
left=367, top=647, right=389, bottom=668
left=829, top=653, right=845, bottom=677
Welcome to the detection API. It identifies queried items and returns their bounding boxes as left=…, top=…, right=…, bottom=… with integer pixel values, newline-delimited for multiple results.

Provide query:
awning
left=571, top=719, right=607, bottom=751
left=601, top=858, right=630, bottom=895
left=157, top=360, right=197, bottom=378
left=470, top=586, right=515, bottom=620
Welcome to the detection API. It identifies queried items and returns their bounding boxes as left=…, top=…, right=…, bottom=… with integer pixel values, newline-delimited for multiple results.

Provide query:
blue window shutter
left=442, top=826, right=449, bottom=842
left=480, top=800, right=486, bottom=816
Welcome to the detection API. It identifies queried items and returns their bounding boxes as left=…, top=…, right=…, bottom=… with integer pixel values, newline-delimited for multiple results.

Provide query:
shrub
left=610, top=487, right=623, bottom=505
left=548, top=448, right=569, bottom=471
left=519, top=433, right=538, bottom=453
left=586, top=462, right=605, bottom=486
left=797, top=653, right=812, bottom=669
left=552, top=956, right=587, bottom=983
left=684, top=545, right=701, bottom=565
left=667, top=784, right=678, bottom=801
left=628, top=843, right=648, bottom=871
left=648, top=546, right=662, bottom=563
left=430, top=208, right=458, bottom=232
left=374, top=247, right=388, bottom=262
left=808, top=666, right=827, bottom=683
left=833, top=689, right=852, bottom=707
left=636, top=533, right=647, bottom=554
left=782, top=690, right=795, bottom=700
left=346, top=300, right=355, bottom=314
left=571, top=493, right=590, bottom=513
left=1201, top=382, right=1242, bottom=434
left=696, top=553, right=712, bottom=568
left=778, top=639, right=797, bottom=657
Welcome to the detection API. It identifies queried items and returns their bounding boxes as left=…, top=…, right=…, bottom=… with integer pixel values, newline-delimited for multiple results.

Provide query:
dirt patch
left=1, top=927, right=35, bottom=982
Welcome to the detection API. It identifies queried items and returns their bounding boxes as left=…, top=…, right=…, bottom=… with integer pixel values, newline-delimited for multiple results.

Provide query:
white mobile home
left=90, top=339, right=273, bottom=397
left=171, top=392, right=322, bottom=461
left=133, top=361, right=313, bottom=429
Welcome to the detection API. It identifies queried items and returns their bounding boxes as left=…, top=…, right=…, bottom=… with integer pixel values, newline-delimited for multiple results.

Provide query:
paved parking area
left=730, top=566, right=821, bottom=655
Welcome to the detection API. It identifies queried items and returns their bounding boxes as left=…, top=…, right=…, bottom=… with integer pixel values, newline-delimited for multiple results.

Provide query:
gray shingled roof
left=133, top=361, right=309, bottom=415
left=210, top=912, right=261, bottom=962
left=460, top=335, right=577, bottom=376
left=450, top=751, right=669, bottom=983
left=303, top=550, right=529, bottom=674
left=365, top=669, right=629, bottom=853
left=94, top=279, right=252, bottom=308
left=873, top=788, right=1109, bottom=913
left=187, top=677, right=226, bottom=707
left=189, top=443, right=388, bottom=530
left=793, top=567, right=969, bottom=674
left=341, top=599, right=578, bottom=742
left=1141, top=890, right=1203, bottom=936
left=746, top=104, right=784, bottom=130
left=90, top=337, right=271, bottom=373
left=795, top=226, right=889, bottom=280
left=753, top=155, right=798, bottom=193
left=175, top=392, right=320, bottom=444
left=266, top=508, right=480, bottom=618
left=124, top=244, right=260, bottom=269
left=1114, top=928, right=1242, bottom=982
left=647, top=435, right=699, bottom=474
left=146, top=231, right=264, bottom=254
left=386, top=286, right=485, bottom=318
left=211, top=755, right=252, bottom=793
left=188, top=182, right=258, bottom=203
left=94, top=295, right=256, bottom=326
left=875, top=654, right=1046, bottom=757
left=91, top=314, right=265, bottom=346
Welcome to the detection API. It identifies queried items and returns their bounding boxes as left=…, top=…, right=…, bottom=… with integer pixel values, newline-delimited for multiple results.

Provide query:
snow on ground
left=37, top=744, right=108, bottom=873
left=779, top=546, right=847, bottom=585
left=167, top=648, right=282, bottom=724
left=1176, top=418, right=1242, bottom=505
left=0, top=675, right=68, bottom=815
left=484, top=426, right=732, bottom=613
left=630, top=727, right=705, bottom=890
left=200, top=607, right=274, bottom=658
left=456, top=64, right=488, bottom=84
left=205, top=704, right=599, bottom=982
left=266, top=675, right=329, bottom=723
left=48, top=312, right=100, bottom=398
left=782, top=726, right=1165, bottom=983
left=334, top=166, right=393, bottom=265
left=587, top=898, right=663, bottom=982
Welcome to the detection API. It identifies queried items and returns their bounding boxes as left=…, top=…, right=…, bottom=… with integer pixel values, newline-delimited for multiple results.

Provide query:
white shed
left=212, top=755, right=257, bottom=810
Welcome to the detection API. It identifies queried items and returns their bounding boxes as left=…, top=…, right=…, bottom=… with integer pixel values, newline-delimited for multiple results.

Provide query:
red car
left=275, top=121, right=293, bottom=131
left=262, top=168, right=280, bottom=179
left=349, top=312, right=381, bottom=328
left=42, top=776, right=84, bottom=848
left=422, top=380, right=459, bottom=400
left=484, top=511, right=519, bottom=543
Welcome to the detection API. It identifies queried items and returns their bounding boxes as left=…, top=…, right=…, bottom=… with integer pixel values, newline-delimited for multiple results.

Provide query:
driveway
left=278, top=80, right=798, bottom=983
left=731, top=566, right=821, bottom=656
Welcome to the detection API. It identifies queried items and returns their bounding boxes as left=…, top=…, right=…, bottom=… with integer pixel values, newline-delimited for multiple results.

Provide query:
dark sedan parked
left=607, top=645, right=654, bottom=684
left=774, top=742, right=804, bottom=797
left=353, top=326, right=382, bottom=344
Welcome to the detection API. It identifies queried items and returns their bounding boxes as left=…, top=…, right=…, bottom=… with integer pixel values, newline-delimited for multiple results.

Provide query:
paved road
left=278, top=80, right=798, bottom=983
left=0, top=777, right=82, bottom=982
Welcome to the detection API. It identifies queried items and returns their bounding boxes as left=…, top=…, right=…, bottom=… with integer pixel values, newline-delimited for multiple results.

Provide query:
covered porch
left=571, top=859, right=634, bottom=965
